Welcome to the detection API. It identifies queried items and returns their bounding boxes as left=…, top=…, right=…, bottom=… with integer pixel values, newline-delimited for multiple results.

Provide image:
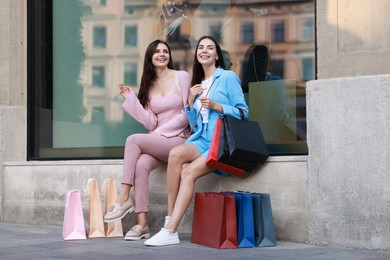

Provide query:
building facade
left=1, top=0, right=389, bottom=251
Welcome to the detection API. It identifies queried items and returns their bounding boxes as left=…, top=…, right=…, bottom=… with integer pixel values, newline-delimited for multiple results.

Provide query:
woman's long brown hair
left=138, top=40, right=174, bottom=108
left=191, top=36, right=226, bottom=86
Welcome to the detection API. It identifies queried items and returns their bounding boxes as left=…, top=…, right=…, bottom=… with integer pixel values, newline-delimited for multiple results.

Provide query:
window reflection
left=93, top=26, right=106, bottom=48
left=47, top=0, right=315, bottom=158
left=124, top=26, right=137, bottom=47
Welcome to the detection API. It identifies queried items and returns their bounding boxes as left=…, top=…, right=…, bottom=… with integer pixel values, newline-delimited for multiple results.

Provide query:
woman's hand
left=119, top=83, right=132, bottom=98
left=188, top=84, right=204, bottom=109
left=198, top=97, right=223, bottom=113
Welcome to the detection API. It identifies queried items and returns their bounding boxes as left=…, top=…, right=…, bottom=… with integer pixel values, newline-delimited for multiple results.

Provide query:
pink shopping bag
left=101, top=178, right=124, bottom=237
left=62, top=190, right=87, bottom=240
left=85, top=179, right=105, bottom=238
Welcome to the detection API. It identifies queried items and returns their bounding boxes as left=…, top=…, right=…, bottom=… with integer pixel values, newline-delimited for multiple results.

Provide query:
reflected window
left=125, top=6, right=135, bottom=15
left=93, top=26, right=106, bottom=48
left=210, top=23, right=222, bottom=43
left=302, top=58, right=314, bottom=81
left=92, top=107, right=105, bottom=124
left=241, top=23, right=254, bottom=43
left=270, top=60, right=284, bottom=79
left=301, top=18, right=314, bottom=42
left=92, top=66, right=105, bottom=87
left=272, top=21, right=285, bottom=42
left=99, top=0, right=106, bottom=7
left=124, top=63, right=137, bottom=86
left=124, top=26, right=137, bottom=47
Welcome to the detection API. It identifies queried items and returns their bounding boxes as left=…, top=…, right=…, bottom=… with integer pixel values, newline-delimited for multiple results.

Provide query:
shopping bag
left=62, top=190, right=87, bottom=240
left=252, top=193, right=276, bottom=247
left=191, top=192, right=238, bottom=249
left=85, top=178, right=105, bottom=238
left=223, top=115, right=269, bottom=164
left=101, top=178, right=124, bottom=237
left=217, top=118, right=258, bottom=172
left=206, top=117, right=246, bottom=176
left=232, top=191, right=256, bottom=248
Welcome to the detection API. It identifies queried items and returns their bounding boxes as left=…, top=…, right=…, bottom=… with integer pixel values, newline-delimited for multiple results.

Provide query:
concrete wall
left=307, top=0, right=390, bottom=250
left=316, top=0, right=390, bottom=78
left=306, top=75, right=390, bottom=251
left=0, top=0, right=27, bottom=222
left=3, top=156, right=308, bottom=243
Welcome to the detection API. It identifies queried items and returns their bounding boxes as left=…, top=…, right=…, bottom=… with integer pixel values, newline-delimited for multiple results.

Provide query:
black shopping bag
left=223, top=115, right=269, bottom=164
left=218, top=118, right=258, bottom=172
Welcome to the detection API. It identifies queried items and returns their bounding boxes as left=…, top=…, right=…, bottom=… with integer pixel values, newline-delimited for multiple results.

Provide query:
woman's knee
left=168, top=146, right=185, bottom=165
left=180, top=166, right=196, bottom=183
left=125, top=134, right=137, bottom=146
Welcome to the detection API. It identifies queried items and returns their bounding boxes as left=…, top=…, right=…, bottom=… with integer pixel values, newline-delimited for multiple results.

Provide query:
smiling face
left=196, top=38, right=219, bottom=67
left=152, top=43, right=170, bottom=68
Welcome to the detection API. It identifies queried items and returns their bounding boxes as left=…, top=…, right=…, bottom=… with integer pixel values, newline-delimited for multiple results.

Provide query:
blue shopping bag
left=231, top=192, right=256, bottom=248
left=252, top=193, right=276, bottom=247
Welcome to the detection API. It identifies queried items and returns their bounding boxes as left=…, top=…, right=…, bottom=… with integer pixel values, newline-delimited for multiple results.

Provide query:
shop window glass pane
left=93, top=26, right=106, bottom=48
left=29, top=0, right=315, bottom=159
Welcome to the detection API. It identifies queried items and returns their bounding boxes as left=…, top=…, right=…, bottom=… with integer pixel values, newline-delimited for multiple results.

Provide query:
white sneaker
left=144, top=228, right=180, bottom=246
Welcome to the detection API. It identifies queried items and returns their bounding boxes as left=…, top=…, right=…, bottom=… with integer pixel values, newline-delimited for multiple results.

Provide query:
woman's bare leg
left=167, top=144, right=200, bottom=216
left=166, top=155, right=214, bottom=233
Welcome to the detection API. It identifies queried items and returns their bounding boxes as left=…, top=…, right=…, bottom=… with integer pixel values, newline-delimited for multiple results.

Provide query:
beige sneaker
left=125, top=225, right=150, bottom=241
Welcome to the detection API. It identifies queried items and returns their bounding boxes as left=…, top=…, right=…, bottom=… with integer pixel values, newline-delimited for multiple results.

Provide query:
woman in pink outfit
left=104, top=40, right=191, bottom=241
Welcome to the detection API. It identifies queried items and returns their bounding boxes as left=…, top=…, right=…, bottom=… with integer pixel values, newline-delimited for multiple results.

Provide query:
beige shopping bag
left=102, top=178, right=124, bottom=237
left=85, top=178, right=105, bottom=238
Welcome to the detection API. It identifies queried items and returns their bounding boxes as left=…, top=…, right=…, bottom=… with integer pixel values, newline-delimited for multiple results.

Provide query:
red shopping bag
left=191, top=192, right=238, bottom=249
left=62, top=190, right=87, bottom=240
left=206, top=117, right=246, bottom=176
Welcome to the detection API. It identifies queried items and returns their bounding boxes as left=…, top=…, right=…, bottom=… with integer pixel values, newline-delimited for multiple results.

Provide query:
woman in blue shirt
left=145, top=36, right=249, bottom=246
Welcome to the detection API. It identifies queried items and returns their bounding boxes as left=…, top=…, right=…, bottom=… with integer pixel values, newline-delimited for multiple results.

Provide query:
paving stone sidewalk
left=0, top=223, right=389, bottom=260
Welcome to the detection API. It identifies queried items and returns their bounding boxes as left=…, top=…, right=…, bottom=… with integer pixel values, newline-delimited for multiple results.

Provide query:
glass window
left=92, top=66, right=105, bottom=87
left=93, top=26, right=106, bottom=48
left=124, top=26, right=137, bottom=47
left=301, top=18, right=314, bottom=42
left=272, top=21, right=285, bottom=42
left=302, top=57, right=314, bottom=81
left=210, top=23, right=222, bottom=43
left=124, top=63, right=137, bottom=86
left=28, top=0, right=315, bottom=159
left=241, top=23, right=254, bottom=44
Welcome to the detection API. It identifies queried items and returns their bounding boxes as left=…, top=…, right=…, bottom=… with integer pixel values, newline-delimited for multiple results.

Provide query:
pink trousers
left=121, top=132, right=185, bottom=213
